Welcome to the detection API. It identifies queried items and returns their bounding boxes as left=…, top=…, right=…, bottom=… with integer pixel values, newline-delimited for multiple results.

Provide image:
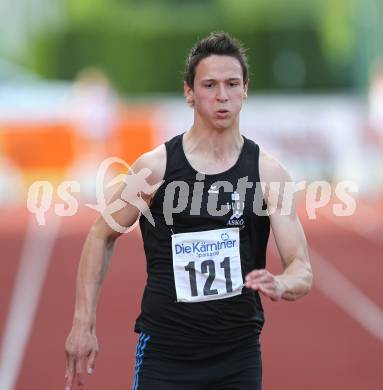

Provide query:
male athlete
left=65, top=32, right=313, bottom=390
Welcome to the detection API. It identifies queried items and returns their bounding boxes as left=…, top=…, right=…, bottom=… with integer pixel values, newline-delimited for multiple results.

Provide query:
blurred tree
left=27, top=0, right=364, bottom=93
left=352, top=0, right=383, bottom=92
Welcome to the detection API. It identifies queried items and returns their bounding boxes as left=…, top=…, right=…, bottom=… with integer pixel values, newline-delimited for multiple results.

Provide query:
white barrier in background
left=153, top=95, right=372, bottom=190
left=0, top=87, right=379, bottom=201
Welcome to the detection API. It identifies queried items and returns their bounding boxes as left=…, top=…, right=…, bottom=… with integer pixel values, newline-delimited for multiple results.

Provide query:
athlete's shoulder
left=243, top=135, right=289, bottom=182
left=258, top=149, right=292, bottom=184
left=133, top=143, right=166, bottom=185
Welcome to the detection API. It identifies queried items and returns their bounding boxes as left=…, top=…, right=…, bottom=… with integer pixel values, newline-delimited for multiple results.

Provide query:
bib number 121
left=184, top=257, right=233, bottom=297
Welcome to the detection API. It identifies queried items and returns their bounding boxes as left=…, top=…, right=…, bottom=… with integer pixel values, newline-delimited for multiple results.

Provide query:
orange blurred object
left=2, top=122, right=76, bottom=171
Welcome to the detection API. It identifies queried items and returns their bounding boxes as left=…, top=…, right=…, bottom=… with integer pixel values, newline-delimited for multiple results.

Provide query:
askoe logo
left=227, top=191, right=245, bottom=226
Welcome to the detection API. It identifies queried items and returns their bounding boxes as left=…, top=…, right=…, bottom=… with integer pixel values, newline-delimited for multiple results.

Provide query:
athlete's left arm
left=245, top=151, right=313, bottom=301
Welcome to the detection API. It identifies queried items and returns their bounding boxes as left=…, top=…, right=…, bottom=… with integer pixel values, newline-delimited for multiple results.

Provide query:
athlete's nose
left=216, top=84, right=229, bottom=102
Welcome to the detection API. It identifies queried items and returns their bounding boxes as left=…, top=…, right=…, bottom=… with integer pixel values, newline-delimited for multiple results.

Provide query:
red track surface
left=0, top=199, right=382, bottom=389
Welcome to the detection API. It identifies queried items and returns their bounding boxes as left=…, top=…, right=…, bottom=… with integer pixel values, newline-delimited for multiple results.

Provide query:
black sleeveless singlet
left=135, top=132, right=270, bottom=347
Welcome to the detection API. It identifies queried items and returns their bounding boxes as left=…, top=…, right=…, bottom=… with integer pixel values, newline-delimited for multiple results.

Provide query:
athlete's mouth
left=216, top=109, right=230, bottom=118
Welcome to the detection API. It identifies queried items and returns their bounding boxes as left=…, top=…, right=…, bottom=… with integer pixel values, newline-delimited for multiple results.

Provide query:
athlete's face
left=184, top=55, right=248, bottom=129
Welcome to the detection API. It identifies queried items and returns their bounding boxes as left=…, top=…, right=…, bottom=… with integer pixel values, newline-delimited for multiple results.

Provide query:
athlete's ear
left=184, top=81, right=194, bottom=107
left=243, top=80, right=249, bottom=99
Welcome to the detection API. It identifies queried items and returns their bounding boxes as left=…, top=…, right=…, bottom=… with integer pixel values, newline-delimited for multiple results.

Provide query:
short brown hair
left=184, top=31, right=249, bottom=88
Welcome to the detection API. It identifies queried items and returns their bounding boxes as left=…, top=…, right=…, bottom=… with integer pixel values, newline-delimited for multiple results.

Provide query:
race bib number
left=171, top=227, right=243, bottom=303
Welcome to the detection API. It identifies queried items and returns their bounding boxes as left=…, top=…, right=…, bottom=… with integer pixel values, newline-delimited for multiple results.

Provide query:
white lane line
left=310, top=247, right=383, bottom=343
left=269, top=243, right=383, bottom=343
left=0, top=213, right=60, bottom=390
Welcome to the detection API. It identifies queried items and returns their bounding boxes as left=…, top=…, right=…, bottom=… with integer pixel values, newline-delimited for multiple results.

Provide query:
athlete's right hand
left=64, top=325, right=99, bottom=390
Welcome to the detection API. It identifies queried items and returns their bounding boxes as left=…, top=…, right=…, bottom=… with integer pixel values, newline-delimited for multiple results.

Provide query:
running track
left=0, top=198, right=382, bottom=389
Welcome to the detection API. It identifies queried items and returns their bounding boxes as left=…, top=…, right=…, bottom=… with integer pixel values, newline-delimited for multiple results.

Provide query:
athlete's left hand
left=244, top=269, right=287, bottom=301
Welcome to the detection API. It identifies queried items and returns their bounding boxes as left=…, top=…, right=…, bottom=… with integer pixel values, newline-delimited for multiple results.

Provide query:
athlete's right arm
left=64, top=144, right=166, bottom=390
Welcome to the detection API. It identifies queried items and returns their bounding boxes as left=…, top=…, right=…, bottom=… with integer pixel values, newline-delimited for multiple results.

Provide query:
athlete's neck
left=183, top=126, right=244, bottom=163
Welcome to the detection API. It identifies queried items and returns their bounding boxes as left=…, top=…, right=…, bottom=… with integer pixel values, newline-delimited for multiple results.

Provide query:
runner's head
left=184, top=32, right=249, bottom=129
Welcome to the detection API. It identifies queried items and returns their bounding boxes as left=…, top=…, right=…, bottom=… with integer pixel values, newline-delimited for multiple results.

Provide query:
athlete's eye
left=229, top=82, right=239, bottom=87
left=205, top=83, right=214, bottom=88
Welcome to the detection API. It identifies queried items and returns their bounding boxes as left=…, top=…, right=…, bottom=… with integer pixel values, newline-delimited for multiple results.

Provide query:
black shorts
left=132, top=332, right=262, bottom=390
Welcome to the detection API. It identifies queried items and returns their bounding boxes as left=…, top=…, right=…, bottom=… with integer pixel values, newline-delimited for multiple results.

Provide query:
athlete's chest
left=164, top=175, right=257, bottom=229
left=185, top=154, right=240, bottom=176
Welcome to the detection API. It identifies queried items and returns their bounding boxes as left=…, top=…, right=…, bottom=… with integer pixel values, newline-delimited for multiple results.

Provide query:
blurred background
left=0, top=0, right=382, bottom=389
